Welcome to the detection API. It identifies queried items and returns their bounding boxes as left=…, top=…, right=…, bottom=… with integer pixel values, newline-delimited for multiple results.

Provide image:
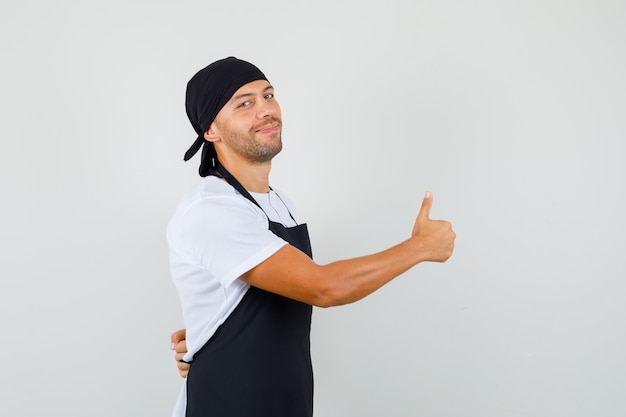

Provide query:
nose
left=257, top=99, right=276, bottom=119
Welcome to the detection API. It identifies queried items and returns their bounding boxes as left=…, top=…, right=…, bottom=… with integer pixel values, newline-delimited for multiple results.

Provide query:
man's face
left=210, top=80, right=283, bottom=164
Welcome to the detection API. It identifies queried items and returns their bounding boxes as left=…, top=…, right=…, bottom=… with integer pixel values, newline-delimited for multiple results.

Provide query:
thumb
left=417, top=191, right=433, bottom=221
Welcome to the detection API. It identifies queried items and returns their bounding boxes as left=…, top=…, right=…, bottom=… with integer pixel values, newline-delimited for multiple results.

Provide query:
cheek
left=218, top=119, right=245, bottom=135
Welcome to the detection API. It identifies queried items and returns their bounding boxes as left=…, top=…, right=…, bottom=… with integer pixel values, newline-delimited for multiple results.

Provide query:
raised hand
left=412, top=191, right=456, bottom=262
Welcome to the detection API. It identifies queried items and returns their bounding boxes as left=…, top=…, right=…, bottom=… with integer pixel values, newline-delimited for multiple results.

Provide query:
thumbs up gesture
left=412, top=191, right=456, bottom=262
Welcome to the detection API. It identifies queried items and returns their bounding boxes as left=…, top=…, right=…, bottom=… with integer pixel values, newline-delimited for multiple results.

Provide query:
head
left=184, top=57, right=281, bottom=176
left=204, top=79, right=282, bottom=165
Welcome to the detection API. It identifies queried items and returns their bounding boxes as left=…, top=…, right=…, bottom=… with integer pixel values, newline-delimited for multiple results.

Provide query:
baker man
left=167, top=57, right=456, bottom=417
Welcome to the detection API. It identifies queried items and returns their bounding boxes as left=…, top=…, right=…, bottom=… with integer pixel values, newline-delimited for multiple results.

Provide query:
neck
left=218, top=156, right=272, bottom=193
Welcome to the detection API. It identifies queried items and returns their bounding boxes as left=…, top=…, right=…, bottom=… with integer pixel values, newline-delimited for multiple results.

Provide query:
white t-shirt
left=167, top=175, right=299, bottom=363
left=167, top=176, right=300, bottom=417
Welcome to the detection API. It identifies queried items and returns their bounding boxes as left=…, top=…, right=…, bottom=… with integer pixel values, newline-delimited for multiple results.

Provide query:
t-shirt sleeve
left=176, top=194, right=288, bottom=288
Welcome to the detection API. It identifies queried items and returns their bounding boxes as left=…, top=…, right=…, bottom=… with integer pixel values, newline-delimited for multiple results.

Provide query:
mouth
left=255, top=122, right=280, bottom=134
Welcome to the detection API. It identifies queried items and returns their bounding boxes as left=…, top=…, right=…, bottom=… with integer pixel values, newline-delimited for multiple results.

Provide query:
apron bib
left=185, top=165, right=314, bottom=417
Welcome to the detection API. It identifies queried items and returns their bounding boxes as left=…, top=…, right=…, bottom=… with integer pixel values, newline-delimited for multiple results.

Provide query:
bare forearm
left=316, top=238, right=426, bottom=307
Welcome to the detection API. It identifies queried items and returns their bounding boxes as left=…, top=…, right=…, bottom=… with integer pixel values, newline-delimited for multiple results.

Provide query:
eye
left=265, top=93, right=274, bottom=100
left=239, top=100, right=252, bottom=108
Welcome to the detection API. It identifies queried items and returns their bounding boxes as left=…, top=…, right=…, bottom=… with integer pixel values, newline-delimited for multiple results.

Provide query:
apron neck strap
left=213, top=164, right=264, bottom=212
left=211, top=164, right=297, bottom=224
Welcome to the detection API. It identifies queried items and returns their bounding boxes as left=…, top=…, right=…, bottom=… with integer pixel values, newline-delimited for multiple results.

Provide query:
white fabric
left=167, top=175, right=299, bottom=417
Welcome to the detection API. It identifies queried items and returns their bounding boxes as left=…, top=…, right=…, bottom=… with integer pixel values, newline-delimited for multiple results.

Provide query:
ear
left=203, top=123, right=220, bottom=143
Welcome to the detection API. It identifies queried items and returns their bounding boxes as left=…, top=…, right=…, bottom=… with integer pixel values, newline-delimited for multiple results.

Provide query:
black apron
left=185, top=165, right=314, bottom=417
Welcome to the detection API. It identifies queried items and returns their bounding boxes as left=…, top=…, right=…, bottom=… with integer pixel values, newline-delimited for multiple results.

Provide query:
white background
left=1, top=0, right=625, bottom=416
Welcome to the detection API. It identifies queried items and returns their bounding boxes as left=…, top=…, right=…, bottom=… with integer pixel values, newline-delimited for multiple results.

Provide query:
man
left=167, top=57, right=456, bottom=417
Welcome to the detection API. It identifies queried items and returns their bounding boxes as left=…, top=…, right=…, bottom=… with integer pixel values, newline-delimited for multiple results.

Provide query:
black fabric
left=185, top=170, right=314, bottom=417
left=183, top=57, right=268, bottom=176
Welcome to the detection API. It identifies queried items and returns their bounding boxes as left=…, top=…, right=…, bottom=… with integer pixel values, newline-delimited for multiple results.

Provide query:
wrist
left=404, top=235, right=430, bottom=265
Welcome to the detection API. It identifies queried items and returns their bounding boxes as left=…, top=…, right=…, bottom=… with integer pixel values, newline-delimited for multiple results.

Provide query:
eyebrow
left=230, top=84, right=274, bottom=102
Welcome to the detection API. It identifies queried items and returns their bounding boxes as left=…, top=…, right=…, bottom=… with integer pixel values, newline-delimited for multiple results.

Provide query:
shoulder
left=167, top=177, right=267, bottom=238
left=182, top=177, right=263, bottom=217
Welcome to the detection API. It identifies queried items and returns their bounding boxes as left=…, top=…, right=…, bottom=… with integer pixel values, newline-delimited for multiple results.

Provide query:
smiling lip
left=255, top=123, right=280, bottom=134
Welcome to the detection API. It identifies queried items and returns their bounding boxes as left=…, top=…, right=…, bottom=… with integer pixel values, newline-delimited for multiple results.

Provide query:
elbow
left=308, top=280, right=348, bottom=309
left=304, top=264, right=358, bottom=308
left=311, top=295, right=334, bottom=309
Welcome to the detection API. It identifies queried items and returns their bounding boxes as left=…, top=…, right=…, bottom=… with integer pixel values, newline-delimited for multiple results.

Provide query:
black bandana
left=184, top=57, right=268, bottom=176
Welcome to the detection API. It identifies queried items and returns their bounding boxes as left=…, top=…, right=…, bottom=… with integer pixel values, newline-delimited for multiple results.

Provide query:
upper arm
left=177, top=195, right=287, bottom=288
left=240, top=244, right=332, bottom=307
